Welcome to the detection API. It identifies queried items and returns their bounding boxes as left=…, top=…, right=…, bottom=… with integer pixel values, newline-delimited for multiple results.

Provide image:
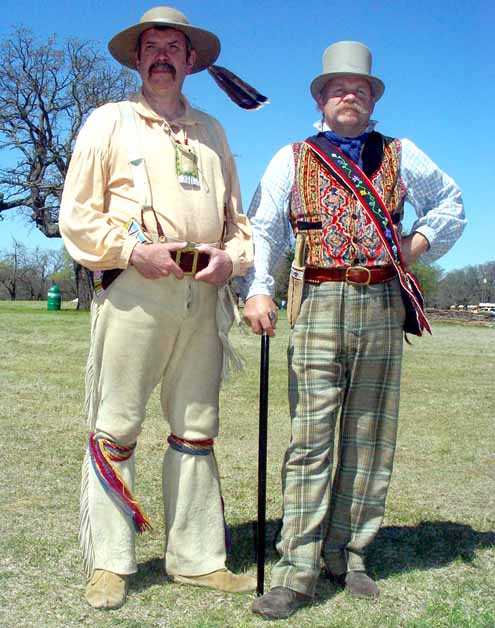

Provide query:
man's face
left=135, top=27, right=196, bottom=95
left=316, top=76, right=375, bottom=137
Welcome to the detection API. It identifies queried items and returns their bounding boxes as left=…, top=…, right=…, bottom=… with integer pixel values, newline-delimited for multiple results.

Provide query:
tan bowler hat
left=310, top=41, right=385, bottom=101
left=108, top=6, right=220, bottom=73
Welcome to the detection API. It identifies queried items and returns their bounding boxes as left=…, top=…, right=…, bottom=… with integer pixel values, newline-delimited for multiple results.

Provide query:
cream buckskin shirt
left=60, top=90, right=252, bottom=277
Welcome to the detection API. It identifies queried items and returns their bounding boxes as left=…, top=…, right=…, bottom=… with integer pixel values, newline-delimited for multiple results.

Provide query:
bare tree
left=0, top=239, right=70, bottom=301
left=0, top=27, right=136, bottom=308
left=0, top=239, right=30, bottom=300
left=435, top=261, right=495, bottom=308
left=24, top=246, right=67, bottom=300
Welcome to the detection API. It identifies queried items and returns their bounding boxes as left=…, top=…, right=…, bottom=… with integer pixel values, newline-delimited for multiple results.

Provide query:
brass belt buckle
left=346, top=265, right=371, bottom=286
left=176, top=245, right=199, bottom=275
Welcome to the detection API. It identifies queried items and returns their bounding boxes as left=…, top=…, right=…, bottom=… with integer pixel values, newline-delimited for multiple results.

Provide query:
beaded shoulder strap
left=305, top=134, right=430, bottom=334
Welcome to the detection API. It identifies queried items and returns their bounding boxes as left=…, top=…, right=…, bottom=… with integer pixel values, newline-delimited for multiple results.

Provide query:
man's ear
left=186, top=49, right=197, bottom=75
left=315, top=92, right=324, bottom=112
left=315, top=81, right=330, bottom=112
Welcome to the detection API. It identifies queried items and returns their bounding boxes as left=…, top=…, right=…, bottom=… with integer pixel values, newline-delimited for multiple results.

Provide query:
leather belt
left=305, top=265, right=396, bottom=286
left=100, top=247, right=210, bottom=290
left=172, top=248, right=209, bottom=275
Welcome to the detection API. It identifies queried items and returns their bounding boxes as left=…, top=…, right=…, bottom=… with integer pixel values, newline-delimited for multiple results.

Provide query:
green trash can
left=47, top=284, right=61, bottom=311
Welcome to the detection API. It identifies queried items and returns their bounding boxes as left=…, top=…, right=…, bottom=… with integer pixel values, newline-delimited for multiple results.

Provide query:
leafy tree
left=0, top=27, right=136, bottom=308
left=410, top=262, right=442, bottom=306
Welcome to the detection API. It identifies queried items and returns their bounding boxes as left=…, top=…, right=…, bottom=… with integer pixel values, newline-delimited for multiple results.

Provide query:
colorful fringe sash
left=166, top=434, right=231, bottom=551
left=167, top=434, right=214, bottom=456
left=88, top=433, right=152, bottom=533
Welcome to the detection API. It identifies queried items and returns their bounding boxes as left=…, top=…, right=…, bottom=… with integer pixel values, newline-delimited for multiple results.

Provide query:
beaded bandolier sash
left=290, top=131, right=406, bottom=269
left=288, top=131, right=429, bottom=335
left=299, top=132, right=430, bottom=336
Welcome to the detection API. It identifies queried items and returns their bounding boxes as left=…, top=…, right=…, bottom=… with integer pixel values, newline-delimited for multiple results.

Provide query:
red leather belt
left=305, top=265, right=396, bottom=285
left=171, top=248, right=209, bottom=275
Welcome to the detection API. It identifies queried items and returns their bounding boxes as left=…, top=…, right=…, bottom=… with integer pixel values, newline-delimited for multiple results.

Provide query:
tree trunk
left=74, top=263, right=93, bottom=310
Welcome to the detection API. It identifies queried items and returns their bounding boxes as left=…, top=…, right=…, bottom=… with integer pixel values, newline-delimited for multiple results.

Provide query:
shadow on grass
left=130, top=557, right=166, bottom=593
left=132, top=518, right=495, bottom=596
left=367, top=520, right=495, bottom=580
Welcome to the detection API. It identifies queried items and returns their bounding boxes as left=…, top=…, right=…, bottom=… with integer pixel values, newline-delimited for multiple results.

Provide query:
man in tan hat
left=242, top=41, right=465, bottom=619
left=60, top=6, right=255, bottom=610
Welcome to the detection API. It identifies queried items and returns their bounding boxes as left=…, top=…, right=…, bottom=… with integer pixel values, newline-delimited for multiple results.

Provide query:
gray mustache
left=340, top=104, right=368, bottom=114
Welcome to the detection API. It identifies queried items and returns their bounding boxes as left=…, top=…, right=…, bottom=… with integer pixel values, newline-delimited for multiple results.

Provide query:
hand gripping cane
left=256, top=332, right=270, bottom=595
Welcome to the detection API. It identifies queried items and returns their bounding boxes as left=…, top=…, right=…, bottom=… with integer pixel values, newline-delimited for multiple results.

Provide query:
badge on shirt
left=175, top=142, right=200, bottom=188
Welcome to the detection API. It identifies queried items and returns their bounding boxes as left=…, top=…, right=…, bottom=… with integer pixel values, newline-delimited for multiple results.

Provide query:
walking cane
left=256, top=331, right=270, bottom=596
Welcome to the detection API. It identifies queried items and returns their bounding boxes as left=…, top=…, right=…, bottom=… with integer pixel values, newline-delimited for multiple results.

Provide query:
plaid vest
left=289, top=132, right=406, bottom=268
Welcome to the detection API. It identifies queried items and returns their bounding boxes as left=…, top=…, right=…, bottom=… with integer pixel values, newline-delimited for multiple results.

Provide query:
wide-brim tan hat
left=310, top=41, right=385, bottom=101
left=108, top=6, right=220, bottom=73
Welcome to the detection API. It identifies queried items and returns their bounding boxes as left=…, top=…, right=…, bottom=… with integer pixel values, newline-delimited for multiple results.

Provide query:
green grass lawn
left=0, top=301, right=494, bottom=628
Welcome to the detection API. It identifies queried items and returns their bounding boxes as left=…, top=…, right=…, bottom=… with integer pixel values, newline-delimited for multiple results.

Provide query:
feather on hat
left=108, top=6, right=268, bottom=110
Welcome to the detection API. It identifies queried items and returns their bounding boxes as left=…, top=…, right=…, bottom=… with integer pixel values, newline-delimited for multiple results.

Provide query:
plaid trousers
left=271, top=278, right=405, bottom=596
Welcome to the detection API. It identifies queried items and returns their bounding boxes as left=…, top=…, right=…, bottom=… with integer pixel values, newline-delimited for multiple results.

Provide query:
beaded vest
left=290, top=132, right=406, bottom=268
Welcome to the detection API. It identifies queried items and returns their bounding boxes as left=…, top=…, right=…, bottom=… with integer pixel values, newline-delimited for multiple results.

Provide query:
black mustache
left=149, top=62, right=176, bottom=78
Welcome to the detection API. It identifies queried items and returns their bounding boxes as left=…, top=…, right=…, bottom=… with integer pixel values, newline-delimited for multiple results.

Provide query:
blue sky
left=0, top=0, right=492, bottom=273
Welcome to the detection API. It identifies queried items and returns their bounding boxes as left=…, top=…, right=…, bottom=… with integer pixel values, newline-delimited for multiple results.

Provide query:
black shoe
left=329, top=571, right=379, bottom=599
left=251, top=586, right=311, bottom=620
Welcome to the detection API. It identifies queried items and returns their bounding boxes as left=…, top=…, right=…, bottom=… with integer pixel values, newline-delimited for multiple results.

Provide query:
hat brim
left=108, top=20, right=220, bottom=73
left=310, top=72, right=385, bottom=101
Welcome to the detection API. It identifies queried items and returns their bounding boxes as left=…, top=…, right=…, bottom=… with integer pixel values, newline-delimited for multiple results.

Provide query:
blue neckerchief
left=323, top=130, right=369, bottom=167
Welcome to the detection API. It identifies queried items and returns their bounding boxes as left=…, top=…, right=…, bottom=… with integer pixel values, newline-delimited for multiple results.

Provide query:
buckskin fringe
left=84, top=299, right=101, bottom=431
left=79, top=449, right=94, bottom=577
left=216, top=284, right=244, bottom=381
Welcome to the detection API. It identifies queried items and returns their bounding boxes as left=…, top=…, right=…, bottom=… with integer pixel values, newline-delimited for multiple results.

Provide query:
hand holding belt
left=100, top=245, right=211, bottom=291
left=172, top=247, right=210, bottom=275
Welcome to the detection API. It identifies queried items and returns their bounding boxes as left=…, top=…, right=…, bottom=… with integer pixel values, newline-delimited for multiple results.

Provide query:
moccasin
left=251, top=586, right=311, bottom=619
left=85, top=569, right=128, bottom=609
left=171, top=568, right=256, bottom=593
left=331, top=570, right=380, bottom=599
